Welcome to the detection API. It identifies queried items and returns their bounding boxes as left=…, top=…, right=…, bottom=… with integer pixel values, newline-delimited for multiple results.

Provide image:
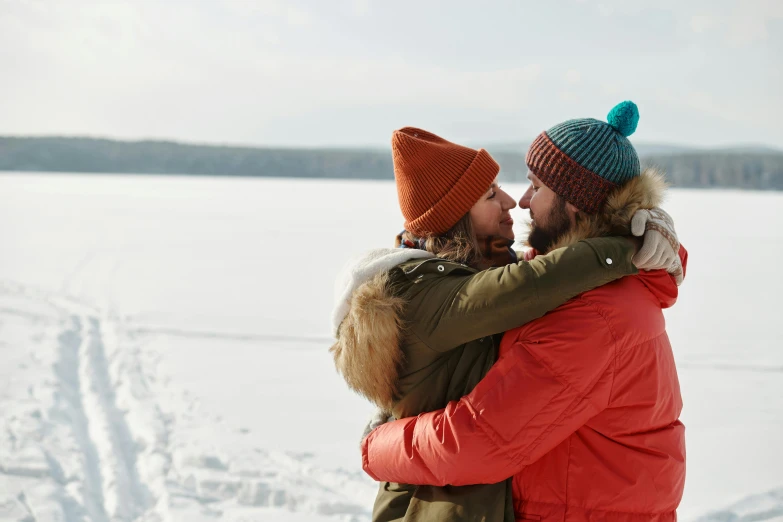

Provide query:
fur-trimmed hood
left=548, top=168, right=667, bottom=251
left=330, top=248, right=433, bottom=409
left=330, top=168, right=668, bottom=410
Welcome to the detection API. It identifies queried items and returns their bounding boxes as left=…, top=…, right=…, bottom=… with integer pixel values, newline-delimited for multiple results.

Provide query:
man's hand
left=631, top=207, right=683, bottom=286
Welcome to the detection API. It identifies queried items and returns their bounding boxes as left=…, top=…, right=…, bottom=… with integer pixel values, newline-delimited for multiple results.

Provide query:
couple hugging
left=332, top=101, right=687, bottom=522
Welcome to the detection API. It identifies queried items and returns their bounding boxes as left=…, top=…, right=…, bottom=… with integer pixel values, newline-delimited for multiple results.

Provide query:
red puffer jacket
left=363, top=246, right=688, bottom=522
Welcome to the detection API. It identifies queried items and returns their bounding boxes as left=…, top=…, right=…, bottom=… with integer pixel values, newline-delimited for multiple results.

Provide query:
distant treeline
left=1, top=136, right=782, bottom=190
left=642, top=152, right=783, bottom=190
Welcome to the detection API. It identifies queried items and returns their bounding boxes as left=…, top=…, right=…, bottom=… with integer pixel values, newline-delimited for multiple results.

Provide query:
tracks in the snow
left=53, top=313, right=151, bottom=521
left=80, top=315, right=150, bottom=520
left=55, top=315, right=109, bottom=522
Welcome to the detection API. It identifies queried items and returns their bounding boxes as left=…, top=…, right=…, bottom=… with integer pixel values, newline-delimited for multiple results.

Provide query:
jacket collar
left=546, top=168, right=667, bottom=251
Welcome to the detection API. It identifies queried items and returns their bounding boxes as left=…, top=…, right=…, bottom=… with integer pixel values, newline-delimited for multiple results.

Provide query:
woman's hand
left=361, top=409, right=395, bottom=448
left=631, top=208, right=683, bottom=285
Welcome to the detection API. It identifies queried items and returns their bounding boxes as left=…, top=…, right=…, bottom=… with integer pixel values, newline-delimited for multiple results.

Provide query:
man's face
left=518, top=171, right=575, bottom=253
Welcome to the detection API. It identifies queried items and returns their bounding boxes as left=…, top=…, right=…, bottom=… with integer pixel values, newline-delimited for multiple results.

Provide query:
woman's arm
left=408, top=237, right=636, bottom=351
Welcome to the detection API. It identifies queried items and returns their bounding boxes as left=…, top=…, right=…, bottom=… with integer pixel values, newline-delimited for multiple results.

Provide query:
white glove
left=631, top=207, right=683, bottom=286
left=360, top=409, right=395, bottom=448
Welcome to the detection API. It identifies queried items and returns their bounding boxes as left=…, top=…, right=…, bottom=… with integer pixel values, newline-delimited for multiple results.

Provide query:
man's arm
left=361, top=299, right=617, bottom=486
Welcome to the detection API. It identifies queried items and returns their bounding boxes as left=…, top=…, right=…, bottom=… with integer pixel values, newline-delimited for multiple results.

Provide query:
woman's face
left=469, top=180, right=517, bottom=239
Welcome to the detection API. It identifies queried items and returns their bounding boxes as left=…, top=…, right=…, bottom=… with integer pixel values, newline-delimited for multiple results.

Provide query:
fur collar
left=330, top=270, right=404, bottom=410
left=331, top=248, right=433, bottom=337
left=548, top=168, right=667, bottom=250
left=330, top=248, right=432, bottom=409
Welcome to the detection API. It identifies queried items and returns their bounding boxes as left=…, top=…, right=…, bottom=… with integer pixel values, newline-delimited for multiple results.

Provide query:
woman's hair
left=424, top=213, right=484, bottom=267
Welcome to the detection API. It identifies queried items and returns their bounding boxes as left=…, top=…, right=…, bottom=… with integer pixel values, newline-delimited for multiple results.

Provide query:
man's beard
left=526, top=197, right=572, bottom=254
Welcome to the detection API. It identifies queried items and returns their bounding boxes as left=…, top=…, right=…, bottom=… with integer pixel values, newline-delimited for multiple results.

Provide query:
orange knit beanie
left=392, top=127, right=500, bottom=236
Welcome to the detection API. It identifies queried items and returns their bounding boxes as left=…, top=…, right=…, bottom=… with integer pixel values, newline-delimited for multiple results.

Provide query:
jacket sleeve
left=362, top=301, right=616, bottom=486
left=635, top=244, right=688, bottom=309
left=410, top=237, right=636, bottom=351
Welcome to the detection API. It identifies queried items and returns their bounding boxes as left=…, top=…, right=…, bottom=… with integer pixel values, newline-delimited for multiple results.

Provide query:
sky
left=1, top=0, right=782, bottom=149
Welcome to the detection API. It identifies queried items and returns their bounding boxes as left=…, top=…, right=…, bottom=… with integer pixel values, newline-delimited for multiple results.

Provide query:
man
left=361, top=101, right=688, bottom=522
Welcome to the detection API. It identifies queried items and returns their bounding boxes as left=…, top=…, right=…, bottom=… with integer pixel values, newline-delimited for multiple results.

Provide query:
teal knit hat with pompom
left=526, top=101, right=641, bottom=214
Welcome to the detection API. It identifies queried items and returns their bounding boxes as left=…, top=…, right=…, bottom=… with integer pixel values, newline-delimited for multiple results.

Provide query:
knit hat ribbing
left=526, top=101, right=642, bottom=214
left=392, top=127, right=499, bottom=236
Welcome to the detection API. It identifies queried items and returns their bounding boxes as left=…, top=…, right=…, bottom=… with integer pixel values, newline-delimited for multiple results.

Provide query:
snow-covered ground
left=0, top=173, right=781, bottom=522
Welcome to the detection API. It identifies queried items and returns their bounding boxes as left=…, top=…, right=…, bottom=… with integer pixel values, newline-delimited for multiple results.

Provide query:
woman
left=330, top=127, right=679, bottom=522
